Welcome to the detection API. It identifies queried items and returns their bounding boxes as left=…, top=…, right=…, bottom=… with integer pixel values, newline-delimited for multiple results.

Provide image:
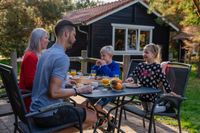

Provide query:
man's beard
left=67, top=39, right=75, bottom=49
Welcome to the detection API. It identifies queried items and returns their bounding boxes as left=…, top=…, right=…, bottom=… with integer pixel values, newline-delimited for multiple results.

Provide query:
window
left=127, top=29, right=137, bottom=50
left=112, top=24, right=154, bottom=55
left=114, top=29, right=125, bottom=51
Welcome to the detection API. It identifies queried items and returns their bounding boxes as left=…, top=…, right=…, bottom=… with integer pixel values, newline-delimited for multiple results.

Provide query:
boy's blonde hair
left=144, top=43, right=161, bottom=63
left=100, top=45, right=114, bottom=56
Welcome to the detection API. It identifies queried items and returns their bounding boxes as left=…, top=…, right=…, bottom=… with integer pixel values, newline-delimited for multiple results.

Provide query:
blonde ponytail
left=144, top=43, right=161, bottom=63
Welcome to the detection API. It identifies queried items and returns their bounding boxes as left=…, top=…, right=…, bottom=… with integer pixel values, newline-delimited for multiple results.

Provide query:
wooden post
left=11, top=51, right=17, bottom=77
left=122, top=55, right=131, bottom=81
left=81, top=50, right=88, bottom=74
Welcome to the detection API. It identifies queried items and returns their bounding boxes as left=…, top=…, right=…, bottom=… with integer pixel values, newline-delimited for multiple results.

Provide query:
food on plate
left=110, top=78, right=123, bottom=90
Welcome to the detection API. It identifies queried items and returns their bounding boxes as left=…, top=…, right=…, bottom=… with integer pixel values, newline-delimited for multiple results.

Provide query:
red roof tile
left=63, top=0, right=134, bottom=25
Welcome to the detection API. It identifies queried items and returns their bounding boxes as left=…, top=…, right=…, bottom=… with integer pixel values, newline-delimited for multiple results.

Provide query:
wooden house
left=64, top=0, right=179, bottom=62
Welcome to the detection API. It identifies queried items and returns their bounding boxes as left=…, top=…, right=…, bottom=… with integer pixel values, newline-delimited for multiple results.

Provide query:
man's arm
left=49, top=76, right=93, bottom=99
left=49, top=76, right=76, bottom=99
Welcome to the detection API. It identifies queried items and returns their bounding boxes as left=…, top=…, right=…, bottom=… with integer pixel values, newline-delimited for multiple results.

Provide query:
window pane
left=127, top=29, right=137, bottom=50
left=114, top=29, right=125, bottom=51
left=140, top=31, right=150, bottom=51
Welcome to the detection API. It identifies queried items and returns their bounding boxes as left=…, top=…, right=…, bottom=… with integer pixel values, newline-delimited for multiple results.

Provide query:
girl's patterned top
left=130, top=62, right=171, bottom=102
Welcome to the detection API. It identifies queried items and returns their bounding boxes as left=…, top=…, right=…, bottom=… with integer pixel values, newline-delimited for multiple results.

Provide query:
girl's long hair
left=144, top=43, right=161, bottom=63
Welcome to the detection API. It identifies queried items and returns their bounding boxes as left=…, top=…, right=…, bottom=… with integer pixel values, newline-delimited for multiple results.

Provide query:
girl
left=126, top=43, right=171, bottom=111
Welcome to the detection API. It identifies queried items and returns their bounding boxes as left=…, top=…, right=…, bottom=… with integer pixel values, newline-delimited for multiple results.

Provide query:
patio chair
left=0, top=74, right=31, bottom=117
left=121, top=62, right=191, bottom=133
left=0, top=63, right=83, bottom=133
left=126, top=59, right=144, bottom=79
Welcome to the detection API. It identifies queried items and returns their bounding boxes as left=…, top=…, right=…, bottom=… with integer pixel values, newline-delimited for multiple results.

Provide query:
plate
left=111, top=86, right=124, bottom=92
left=112, top=88, right=124, bottom=92
left=123, top=83, right=141, bottom=88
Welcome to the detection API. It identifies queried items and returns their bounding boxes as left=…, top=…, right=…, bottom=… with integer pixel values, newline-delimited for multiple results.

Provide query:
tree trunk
left=10, top=51, right=18, bottom=77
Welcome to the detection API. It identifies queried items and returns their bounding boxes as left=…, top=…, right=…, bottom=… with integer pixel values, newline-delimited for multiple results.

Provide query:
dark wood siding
left=66, top=26, right=89, bottom=70
left=66, top=26, right=88, bottom=56
left=89, top=3, right=171, bottom=61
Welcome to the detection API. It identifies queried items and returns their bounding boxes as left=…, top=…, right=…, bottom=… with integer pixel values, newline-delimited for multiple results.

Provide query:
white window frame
left=112, top=23, right=154, bottom=55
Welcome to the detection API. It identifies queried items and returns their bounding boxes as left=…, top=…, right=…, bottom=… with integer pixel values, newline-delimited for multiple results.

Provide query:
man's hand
left=67, top=79, right=77, bottom=85
left=77, top=85, right=93, bottom=94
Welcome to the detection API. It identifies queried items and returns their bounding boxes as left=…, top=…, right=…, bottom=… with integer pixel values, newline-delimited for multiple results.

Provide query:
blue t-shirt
left=91, top=60, right=120, bottom=77
left=30, top=44, right=70, bottom=116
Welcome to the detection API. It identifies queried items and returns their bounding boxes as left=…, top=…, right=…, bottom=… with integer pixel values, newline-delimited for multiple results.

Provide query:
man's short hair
left=55, top=19, right=75, bottom=37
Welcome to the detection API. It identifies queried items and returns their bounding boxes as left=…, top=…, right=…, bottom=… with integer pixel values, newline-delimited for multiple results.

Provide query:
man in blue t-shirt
left=30, top=19, right=97, bottom=129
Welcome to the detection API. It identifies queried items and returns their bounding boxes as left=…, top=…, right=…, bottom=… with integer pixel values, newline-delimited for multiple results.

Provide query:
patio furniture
left=0, top=63, right=83, bottom=133
left=0, top=75, right=31, bottom=117
left=126, top=59, right=144, bottom=79
left=79, top=85, right=161, bottom=133
left=121, top=62, right=191, bottom=133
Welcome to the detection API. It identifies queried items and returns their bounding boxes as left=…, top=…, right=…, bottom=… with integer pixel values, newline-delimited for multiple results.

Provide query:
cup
left=102, top=77, right=110, bottom=86
left=70, top=69, right=77, bottom=77
left=90, top=70, right=96, bottom=78
left=114, top=74, right=119, bottom=79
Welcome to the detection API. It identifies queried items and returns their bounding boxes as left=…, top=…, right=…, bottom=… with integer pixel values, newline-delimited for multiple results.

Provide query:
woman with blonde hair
left=19, top=28, right=49, bottom=112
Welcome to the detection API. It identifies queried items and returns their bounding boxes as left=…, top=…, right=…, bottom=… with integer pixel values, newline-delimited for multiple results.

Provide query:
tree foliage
left=75, top=0, right=102, bottom=9
left=149, top=0, right=200, bottom=77
left=0, top=0, right=99, bottom=58
left=0, top=0, right=35, bottom=57
left=149, top=0, right=200, bottom=27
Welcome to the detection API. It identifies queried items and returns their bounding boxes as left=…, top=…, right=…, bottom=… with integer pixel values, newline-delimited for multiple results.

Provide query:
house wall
left=66, top=26, right=88, bottom=70
left=89, top=3, right=171, bottom=61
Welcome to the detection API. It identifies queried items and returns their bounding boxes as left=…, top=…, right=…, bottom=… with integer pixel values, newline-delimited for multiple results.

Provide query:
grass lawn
left=0, top=59, right=200, bottom=132
left=157, top=64, right=200, bottom=133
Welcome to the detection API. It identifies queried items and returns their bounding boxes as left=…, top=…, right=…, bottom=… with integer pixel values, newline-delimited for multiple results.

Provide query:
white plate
left=123, top=83, right=141, bottom=88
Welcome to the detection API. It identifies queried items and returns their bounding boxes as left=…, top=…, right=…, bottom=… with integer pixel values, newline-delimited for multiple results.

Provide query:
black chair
left=121, top=62, right=191, bottom=133
left=0, top=75, right=32, bottom=117
left=0, top=63, right=83, bottom=133
left=126, top=59, right=144, bottom=79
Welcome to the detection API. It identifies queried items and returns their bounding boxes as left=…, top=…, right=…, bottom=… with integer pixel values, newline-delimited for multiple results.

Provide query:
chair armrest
left=160, top=94, right=186, bottom=101
left=25, top=102, right=74, bottom=118
left=22, top=93, right=32, bottom=98
left=155, top=94, right=186, bottom=109
left=20, top=89, right=32, bottom=98
left=20, top=89, right=31, bottom=94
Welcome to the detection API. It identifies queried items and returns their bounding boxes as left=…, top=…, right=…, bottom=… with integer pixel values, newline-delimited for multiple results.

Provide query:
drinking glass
left=70, top=69, right=77, bottom=77
left=114, top=74, right=119, bottom=79
left=102, top=76, right=110, bottom=86
left=91, top=70, right=96, bottom=78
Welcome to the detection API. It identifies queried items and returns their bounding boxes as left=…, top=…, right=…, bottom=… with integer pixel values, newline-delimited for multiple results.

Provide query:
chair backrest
left=165, top=62, right=191, bottom=96
left=0, top=63, right=28, bottom=124
left=126, top=59, right=143, bottom=78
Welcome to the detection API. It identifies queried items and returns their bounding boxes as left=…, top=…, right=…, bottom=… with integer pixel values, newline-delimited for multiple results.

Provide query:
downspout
left=77, top=25, right=89, bottom=51
left=77, top=25, right=88, bottom=40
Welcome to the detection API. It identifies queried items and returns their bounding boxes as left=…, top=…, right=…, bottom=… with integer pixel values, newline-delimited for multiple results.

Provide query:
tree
left=148, top=0, right=200, bottom=77
left=149, top=0, right=200, bottom=26
left=75, top=0, right=101, bottom=9
left=0, top=0, right=35, bottom=57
